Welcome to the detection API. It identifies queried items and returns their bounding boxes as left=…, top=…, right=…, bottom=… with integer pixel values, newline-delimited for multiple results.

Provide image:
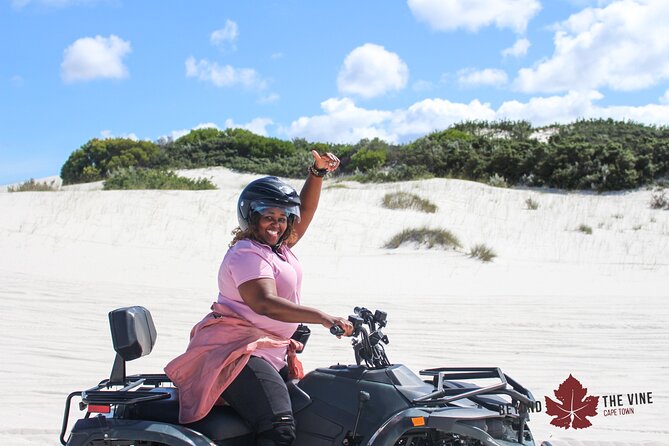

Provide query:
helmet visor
left=250, top=200, right=301, bottom=223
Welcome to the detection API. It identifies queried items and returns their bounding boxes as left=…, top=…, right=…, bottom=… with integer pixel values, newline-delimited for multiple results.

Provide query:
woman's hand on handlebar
left=329, top=325, right=345, bottom=336
left=323, top=316, right=353, bottom=338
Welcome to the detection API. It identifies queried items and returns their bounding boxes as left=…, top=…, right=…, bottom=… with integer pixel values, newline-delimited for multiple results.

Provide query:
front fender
left=366, top=407, right=430, bottom=446
left=367, top=407, right=533, bottom=446
left=427, top=406, right=502, bottom=444
left=65, top=416, right=215, bottom=446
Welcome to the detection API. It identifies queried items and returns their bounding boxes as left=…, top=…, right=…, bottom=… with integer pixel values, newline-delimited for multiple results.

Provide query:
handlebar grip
left=330, top=325, right=345, bottom=336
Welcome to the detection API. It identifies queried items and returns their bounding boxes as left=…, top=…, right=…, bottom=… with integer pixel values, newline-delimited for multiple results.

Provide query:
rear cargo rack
left=60, top=374, right=173, bottom=445
left=84, top=373, right=172, bottom=405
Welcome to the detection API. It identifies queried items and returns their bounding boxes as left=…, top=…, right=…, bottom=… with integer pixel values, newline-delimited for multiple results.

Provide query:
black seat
left=130, top=382, right=312, bottom=442
left=130, top=387, right=252, bottom=442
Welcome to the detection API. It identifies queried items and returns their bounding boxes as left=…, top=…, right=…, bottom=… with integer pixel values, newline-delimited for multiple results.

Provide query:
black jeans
left=222, top=356, right=295, bottom=446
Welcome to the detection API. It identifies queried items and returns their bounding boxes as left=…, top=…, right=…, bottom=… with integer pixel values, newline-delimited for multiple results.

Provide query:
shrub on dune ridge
left=382, top=192, right=437, bottom=213
left=469, top=244, right=497, bottom=262
left=324, top=183, right=350, bottom=190
left=60, top=119, right=669, bottom=191
left=61, top=138, right=164, bottom=184
left=384, top=227, right=461, bottom=250
left=650, top=189, right=668, bottom=209
left=7, top=178, right=59, bottom=192
left=487, top=174, right=509, bottom=188
left=103, top=168, right=216, bottom=190
left=525, top=197, right=539, bottom=210
left=577, top=224, right=593, bottom=235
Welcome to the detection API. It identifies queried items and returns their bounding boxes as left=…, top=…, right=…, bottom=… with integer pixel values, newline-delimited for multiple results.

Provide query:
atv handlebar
left=331, top=306, right=391, bottom=369
left=330, top=325, right=345, bottom=336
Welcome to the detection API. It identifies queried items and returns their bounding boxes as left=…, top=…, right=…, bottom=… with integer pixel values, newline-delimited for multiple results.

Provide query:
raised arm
left=289, top=150, right=339, bottom=245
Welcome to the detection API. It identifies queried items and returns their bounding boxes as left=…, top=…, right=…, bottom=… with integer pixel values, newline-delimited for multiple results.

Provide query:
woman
left=165, top=150, right=353, bottom=446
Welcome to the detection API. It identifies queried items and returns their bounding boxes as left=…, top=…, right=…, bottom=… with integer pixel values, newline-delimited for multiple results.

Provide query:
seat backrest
left=109, top=306, right=157, bottom=361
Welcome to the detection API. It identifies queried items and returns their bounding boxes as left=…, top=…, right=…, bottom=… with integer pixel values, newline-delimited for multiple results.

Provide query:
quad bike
left=60, top=305, right=540, bottom=446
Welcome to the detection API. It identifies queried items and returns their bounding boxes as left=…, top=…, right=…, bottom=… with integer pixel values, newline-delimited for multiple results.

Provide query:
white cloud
left=515, top=0, right=669, bottom=93
left=159, top=123, right=220, bottom=143
left=337, top=44, right=409, bottom=99
left=458, top=68, right=508, bottom=87
left=660, top=90, right=669, bottom=104
left=283, top=97, right=396, bottom=143
left=283, top=91, right=669, bottom=143
left=497, top=90, right=604, bottom=124
left=407, top=0, right=541, bottom=33
left=391, top=98, right=497, bottom=137
left=61, top=35, right=131, bottom=83
left=224, top=118, right=274, bottom=136
left=100, top=130, right=139, bottom=140
left=502, top=38, right=531, bottom=58
left=185, top=57, right=267, bottom=90
left=210, top=20, right=238, bottom=50
left=595, top=102, right=669, bottom=125
left=160, top=120, right=274, bottom=142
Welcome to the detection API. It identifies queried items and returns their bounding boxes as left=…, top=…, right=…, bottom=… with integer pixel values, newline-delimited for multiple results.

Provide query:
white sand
left=1, top=167, right=668, bottom=445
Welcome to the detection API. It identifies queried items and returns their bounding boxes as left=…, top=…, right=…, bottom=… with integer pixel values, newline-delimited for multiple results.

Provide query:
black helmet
left=237, top=176, right=301, bottom=231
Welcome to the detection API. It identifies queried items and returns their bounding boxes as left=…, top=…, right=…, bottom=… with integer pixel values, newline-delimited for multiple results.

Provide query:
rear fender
left=65, top=416, right=215, bottom=446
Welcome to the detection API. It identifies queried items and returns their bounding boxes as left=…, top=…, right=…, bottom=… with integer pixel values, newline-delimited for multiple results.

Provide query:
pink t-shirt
left=217, top=239, right=302, bottom=371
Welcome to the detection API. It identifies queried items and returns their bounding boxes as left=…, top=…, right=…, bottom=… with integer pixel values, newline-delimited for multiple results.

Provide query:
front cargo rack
left=415, top=367, right=535, bottom=407
left=414, top=367, right=536, bottom=445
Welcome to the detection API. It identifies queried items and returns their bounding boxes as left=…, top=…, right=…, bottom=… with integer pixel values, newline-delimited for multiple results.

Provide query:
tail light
left=87, top=404, right=111, bottom=414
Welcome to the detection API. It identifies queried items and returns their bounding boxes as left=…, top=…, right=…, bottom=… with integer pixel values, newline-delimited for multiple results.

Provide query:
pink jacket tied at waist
left=164, top=302, right=304, bottom=424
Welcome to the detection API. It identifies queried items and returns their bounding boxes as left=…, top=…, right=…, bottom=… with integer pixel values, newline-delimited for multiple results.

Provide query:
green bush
left=525, top=197, right=539, bottom=210
left=347, top=139, right=389, bottom=173
left=650, top=189, right=668, bottom=209
left=7, top=178, right=59, bottom=192
left=382, top=192, right=437, bottom=213
left=164, top=128, right=299, bottom=173
left=487, top=173, right=508, bottom=188
left=324, top=183, right=350, bottom=190
left=347, top=165, right=434, bottom=183
left=384, top=227, right=461, bottom=250
left=59, top=119, right=669, bottom=192
left=577, top=224, right=593, bottom=235
left=469, top=244, right=497, bottom=262
left=103, top=168, right=217, bottom=190
left=61, top=138, right=164, bottom=184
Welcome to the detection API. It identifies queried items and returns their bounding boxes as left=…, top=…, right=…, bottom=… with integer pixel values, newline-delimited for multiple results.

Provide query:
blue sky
left=1, top=0, right=668, bottom=185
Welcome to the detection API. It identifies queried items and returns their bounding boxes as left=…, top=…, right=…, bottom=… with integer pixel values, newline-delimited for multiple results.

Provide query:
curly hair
left=229, top=212, right=298, bottom=248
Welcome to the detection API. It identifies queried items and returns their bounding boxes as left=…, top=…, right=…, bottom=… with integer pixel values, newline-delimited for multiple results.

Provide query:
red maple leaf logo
left=545, top=374, right=599, bottom=429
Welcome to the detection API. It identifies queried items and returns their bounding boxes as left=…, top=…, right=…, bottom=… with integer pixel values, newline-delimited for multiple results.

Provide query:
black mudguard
left=65, top=416, right=214, bottom=446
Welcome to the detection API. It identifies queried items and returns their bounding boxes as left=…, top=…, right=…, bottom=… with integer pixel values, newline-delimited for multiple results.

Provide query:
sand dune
left=1, top=168, right=668, bottom=445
